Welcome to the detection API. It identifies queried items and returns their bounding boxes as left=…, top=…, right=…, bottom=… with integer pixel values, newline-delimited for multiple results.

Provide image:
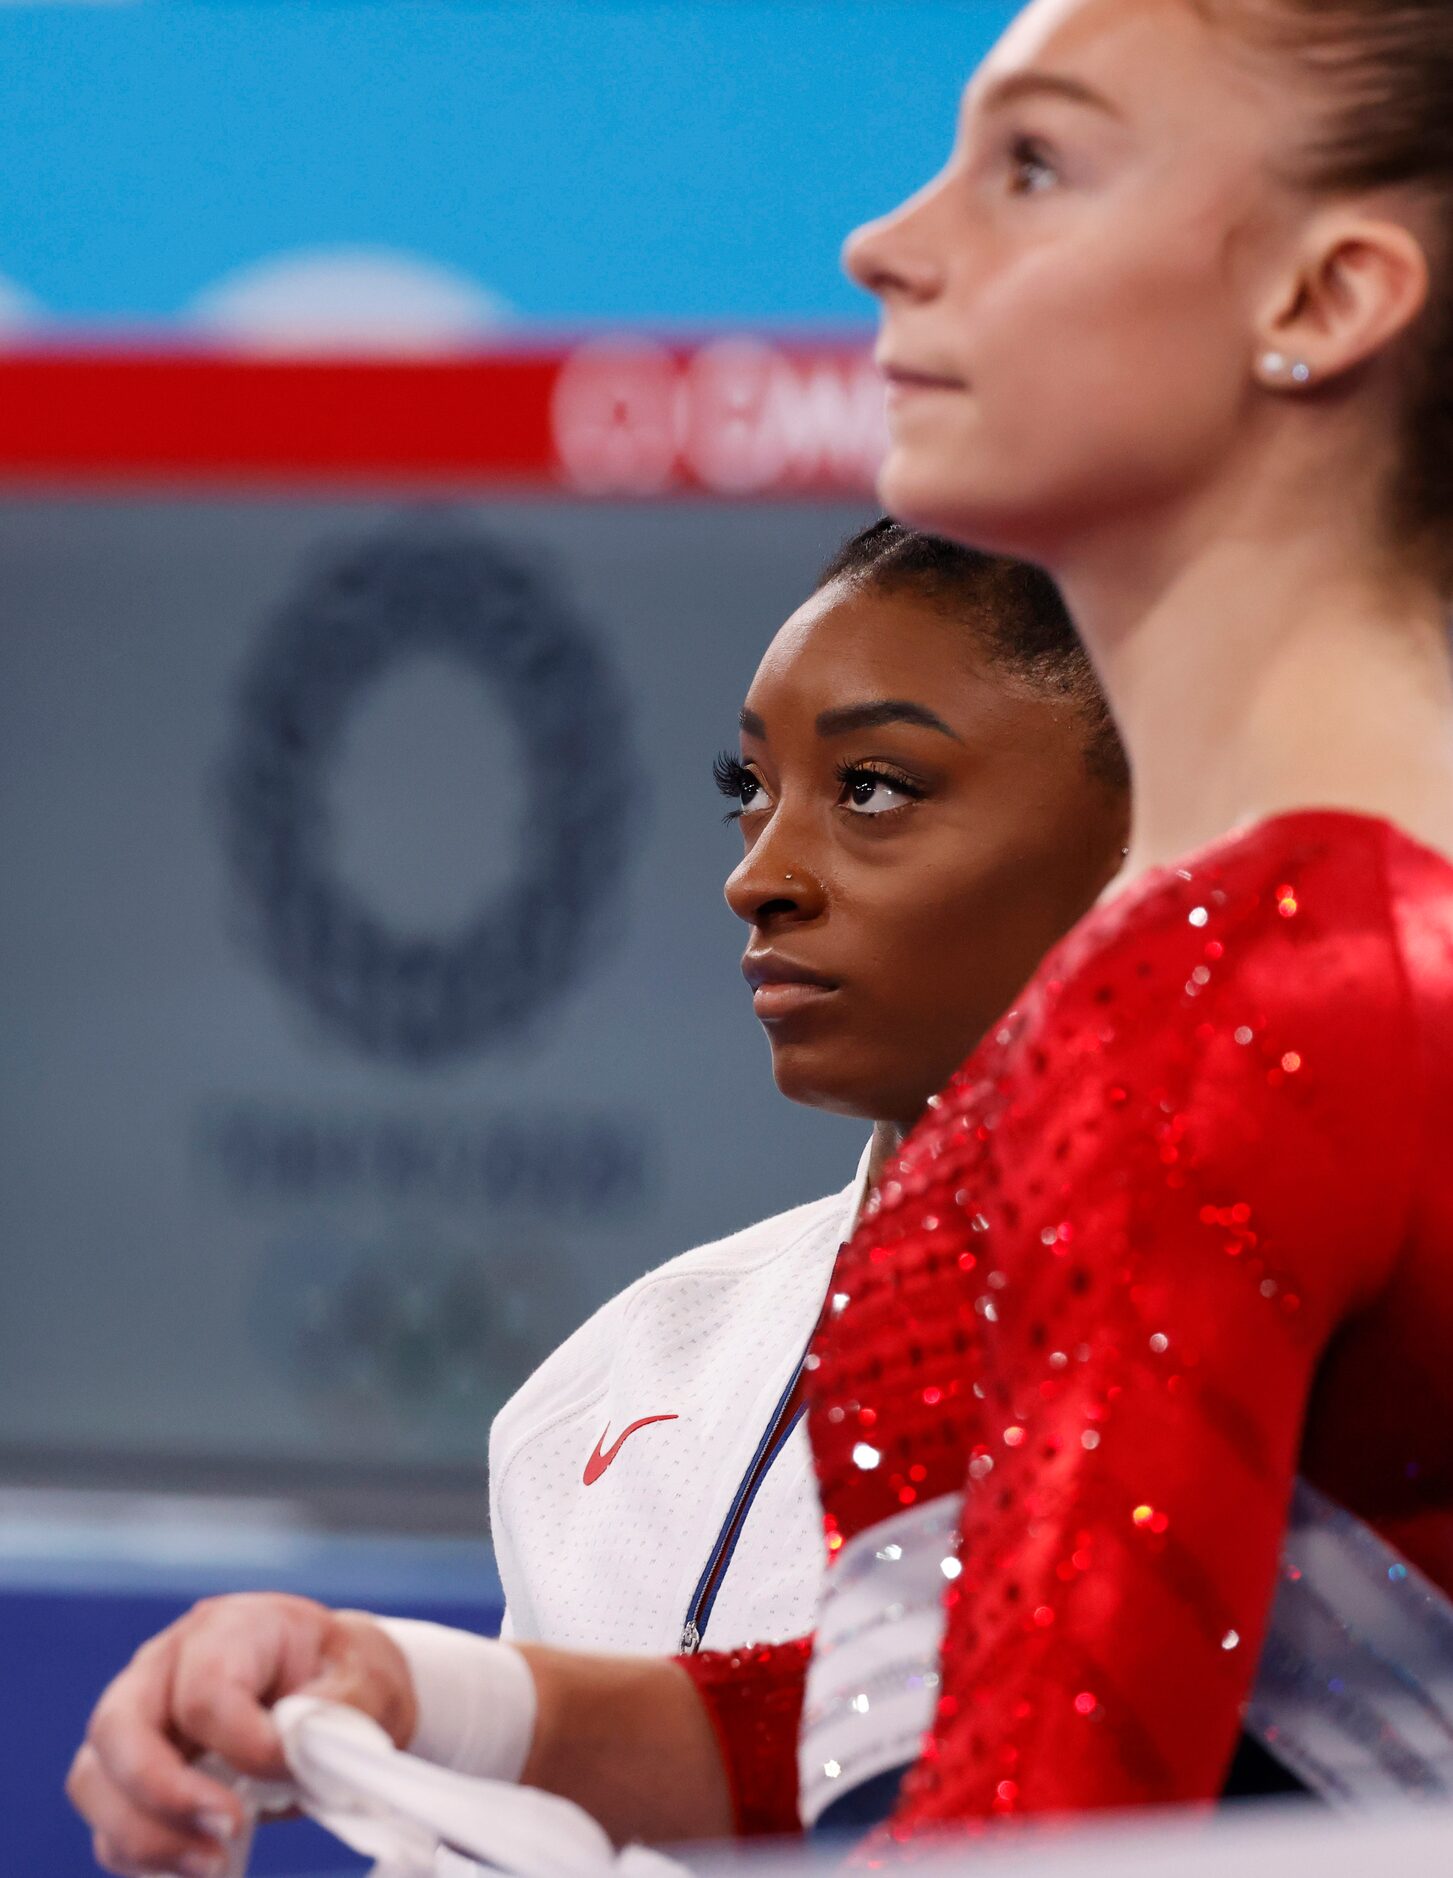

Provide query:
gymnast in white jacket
left=69, top=521, right=1130, bottom=1874
left=488, top=518, right=1129, bottom=1659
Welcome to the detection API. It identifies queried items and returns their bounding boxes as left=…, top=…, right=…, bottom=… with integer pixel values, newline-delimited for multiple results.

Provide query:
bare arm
left=68, top=1596, right=732, bottom=1875
left=518, top=1644, right=734, bottom=1845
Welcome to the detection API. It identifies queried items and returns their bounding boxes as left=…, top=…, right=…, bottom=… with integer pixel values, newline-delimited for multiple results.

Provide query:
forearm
left=517, top=1644, right=734, bottom=1846
left=382, top=1619, right=798, bottom=1846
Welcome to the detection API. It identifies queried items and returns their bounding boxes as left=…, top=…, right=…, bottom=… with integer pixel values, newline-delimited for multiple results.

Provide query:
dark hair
left=1199, top=0, right=1453, bottom=583
left=817, top=518, right=1129, bottom=789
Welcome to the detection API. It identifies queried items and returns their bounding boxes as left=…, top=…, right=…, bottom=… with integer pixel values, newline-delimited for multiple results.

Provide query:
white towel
left=197, top=1695, right=687, bottom=1878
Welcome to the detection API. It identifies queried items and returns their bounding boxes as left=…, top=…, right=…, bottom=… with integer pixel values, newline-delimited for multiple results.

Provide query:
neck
left=866, top=1119, right=905, bottom=1190
left=1054, top=468, right=1453, bottom=878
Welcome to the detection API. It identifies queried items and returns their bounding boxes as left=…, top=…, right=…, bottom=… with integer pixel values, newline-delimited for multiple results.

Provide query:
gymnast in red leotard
left=678, top=0, right=1453, bottom=1841
left=692, top=809, right=1453, bottom=1839
left=70, top=0, right=1453, bottom=1866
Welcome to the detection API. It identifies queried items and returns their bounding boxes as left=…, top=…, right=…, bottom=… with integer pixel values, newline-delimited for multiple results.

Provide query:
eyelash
left=713, top=752, right=927, bottom=822
left=834, top=760, right=926, bottom=814
left=714, top=751, right=761, bottom=824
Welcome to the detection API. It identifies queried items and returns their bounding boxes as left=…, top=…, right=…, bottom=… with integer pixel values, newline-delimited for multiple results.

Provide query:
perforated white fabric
left=489, top=1149, right=869, bottom=1654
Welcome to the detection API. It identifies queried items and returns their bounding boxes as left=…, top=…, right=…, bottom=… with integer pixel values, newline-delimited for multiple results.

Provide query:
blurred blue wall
left=0, top=1, right=1015, bottom=331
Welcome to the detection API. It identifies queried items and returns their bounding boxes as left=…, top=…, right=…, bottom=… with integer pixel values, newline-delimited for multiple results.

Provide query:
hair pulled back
left=1206, top=0, right=1453, bottom=582
left=818, top=518, right=1129, bottom=788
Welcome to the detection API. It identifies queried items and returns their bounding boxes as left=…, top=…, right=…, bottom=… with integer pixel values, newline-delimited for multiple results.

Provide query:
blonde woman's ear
left=1257, top=210, right=1431, bottom=390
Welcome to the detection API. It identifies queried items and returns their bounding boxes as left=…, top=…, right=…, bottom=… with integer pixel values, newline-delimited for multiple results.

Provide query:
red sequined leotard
left=682, top=811, right=1453, bottom=1838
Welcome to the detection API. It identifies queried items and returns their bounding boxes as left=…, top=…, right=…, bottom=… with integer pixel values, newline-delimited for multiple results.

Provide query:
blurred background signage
left=0, top=337, right=886, bottom=493
left=0, top=0, right=1015, bottom=1516
left=0, top=5, right=1017, bottom=1868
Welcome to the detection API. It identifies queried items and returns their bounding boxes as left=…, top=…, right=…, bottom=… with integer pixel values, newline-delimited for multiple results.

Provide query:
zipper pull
left=679, top=1620, right=701, bottom=1655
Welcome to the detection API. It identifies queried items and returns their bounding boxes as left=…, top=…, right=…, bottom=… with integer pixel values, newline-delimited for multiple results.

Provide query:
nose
left=842, top=180, right=949, bottom=305
left=724, top=824, right=826, bottom=929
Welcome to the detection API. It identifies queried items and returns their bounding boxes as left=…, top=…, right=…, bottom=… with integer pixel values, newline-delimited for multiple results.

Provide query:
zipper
left=678, top=1343, right=812, bottom=1655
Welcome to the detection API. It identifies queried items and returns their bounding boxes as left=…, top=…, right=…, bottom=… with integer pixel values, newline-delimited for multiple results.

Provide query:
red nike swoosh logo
left=582, top=1413, right=679, bottom=1486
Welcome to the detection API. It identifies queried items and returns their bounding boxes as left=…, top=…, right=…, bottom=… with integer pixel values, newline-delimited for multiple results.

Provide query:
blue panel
left=0, top=1, right=1016, bottom=323
left=2, top=1584, right=503, bottom=1878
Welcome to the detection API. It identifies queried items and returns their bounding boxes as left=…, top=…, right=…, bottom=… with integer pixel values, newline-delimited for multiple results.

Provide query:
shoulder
left=1379, top=815, right=1453, bottom=977
left=1031, top=808, right=1427, bottom=1047
left=905, top=812, right=1437, bottom=1326
left=1067, top=808, right=1427, bottom=1130
left=490, top=1180, right=856, bottom=1469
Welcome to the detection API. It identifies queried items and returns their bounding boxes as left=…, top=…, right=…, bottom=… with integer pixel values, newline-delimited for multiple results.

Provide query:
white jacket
left=400, top=1141, right=1453, bottom=1817
left=488, top=1147, right=871, bottom=1655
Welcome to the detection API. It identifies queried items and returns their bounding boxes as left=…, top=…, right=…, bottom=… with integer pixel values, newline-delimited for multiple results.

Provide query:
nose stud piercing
left=1261, top=351, right=1312, bottom=386
left=785, top=873, right=794, bottom=881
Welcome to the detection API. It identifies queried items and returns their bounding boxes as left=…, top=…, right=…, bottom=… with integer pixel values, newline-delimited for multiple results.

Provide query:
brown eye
left=1008, top=134, right=1060, bottom=196
left=736, top=775, right=767, bottom=815
left=836, top=764, right=925, bottom=816
left=713, top=750, right=771, bottom=823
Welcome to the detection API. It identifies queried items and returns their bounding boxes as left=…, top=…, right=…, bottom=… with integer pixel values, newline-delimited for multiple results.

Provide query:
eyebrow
left=977, top=69, right=1124, bottom=122
left=739, top=700, right=964, bottom=742
left=815, top=700, right=963, bottom=742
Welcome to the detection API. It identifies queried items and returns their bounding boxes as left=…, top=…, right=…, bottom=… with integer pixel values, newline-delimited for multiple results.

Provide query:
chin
left=876, top=447, right=1023, bottom=558
left=770, top=1050, right=879, bottom=1123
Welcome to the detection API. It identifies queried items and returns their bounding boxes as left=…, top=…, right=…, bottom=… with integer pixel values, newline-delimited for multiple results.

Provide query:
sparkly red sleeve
left=808, top=822, right=1425, bottom=1839
left=891, top=831, right=1420, bottom=1830
left=677, top=1638, right=811, bottom=1837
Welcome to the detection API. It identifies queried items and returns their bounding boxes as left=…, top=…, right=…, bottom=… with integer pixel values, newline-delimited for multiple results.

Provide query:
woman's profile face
left=721, top=577, right=1128, bottom=1130
left=845, top=0, right=1302, bottom=555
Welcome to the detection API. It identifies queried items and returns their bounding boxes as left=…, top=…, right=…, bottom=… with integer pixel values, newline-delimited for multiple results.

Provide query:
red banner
left=0, top=335, right=884, bottom=497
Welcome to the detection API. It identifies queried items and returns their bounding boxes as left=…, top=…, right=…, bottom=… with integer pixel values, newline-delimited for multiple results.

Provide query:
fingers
left=70, top=1591, right=335, bottom=1870
left=171, top=1651, right=285, bottom=1779
left=85, top=1631, right=246, bottom=1831
left=67, top=1743, right=237, bottom=1878
left=302, top=1610, right=417, bottom=1747
left=165, top=1593, right=328, bottom=1775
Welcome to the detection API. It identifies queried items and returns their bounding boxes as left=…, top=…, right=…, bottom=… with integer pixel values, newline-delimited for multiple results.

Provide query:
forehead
left=747, top=579, right=985, bottom=709
left=985, top=0, right=1208, bottom=78
left=969, top=0, right=1276, bottom=138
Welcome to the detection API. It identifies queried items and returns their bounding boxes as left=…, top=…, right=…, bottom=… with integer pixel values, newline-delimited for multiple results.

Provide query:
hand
left=66, top=1592, right=416, bottom=1877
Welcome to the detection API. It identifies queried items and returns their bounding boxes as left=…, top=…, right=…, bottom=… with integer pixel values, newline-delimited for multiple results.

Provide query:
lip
left=877, top=356, right=967, bottom=392
left=742, top=953, right=841, bottom=1023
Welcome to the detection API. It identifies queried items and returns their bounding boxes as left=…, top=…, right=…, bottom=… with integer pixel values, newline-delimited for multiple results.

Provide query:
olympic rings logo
left=222, top=517, right=639, bottom=1065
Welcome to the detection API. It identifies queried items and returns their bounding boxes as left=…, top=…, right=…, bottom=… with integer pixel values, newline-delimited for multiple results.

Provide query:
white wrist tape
left=376, top=1617, right=537, bottom=1783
